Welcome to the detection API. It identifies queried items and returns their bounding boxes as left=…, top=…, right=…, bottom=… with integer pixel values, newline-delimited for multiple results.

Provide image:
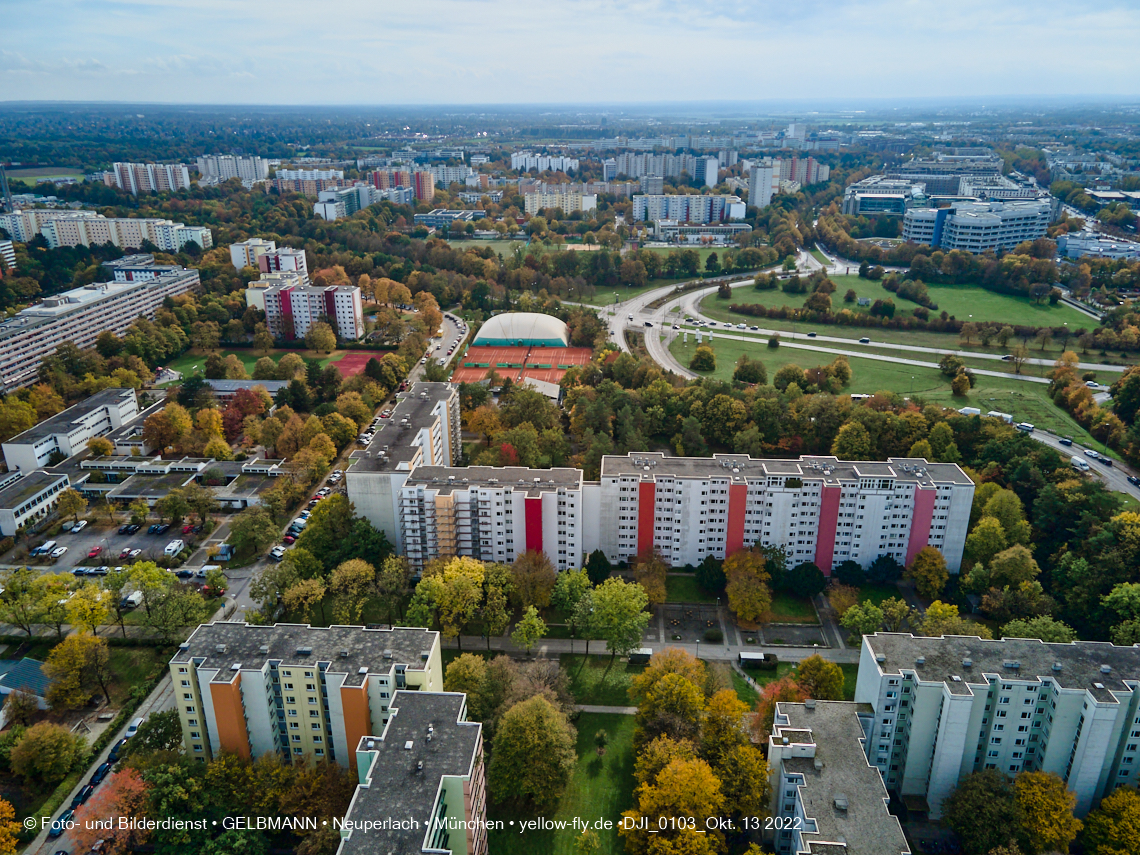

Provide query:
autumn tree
left=701, top=689, right=750, bottom=766
left=629, top=648, right=706, bottom=706
left=443, top=654, right=494, bottom=722
left=621, top=758, right=725, bottom=855
left=512, top=605, right=547, bottom=655
left=66, top=585, right=113, bottom=635
left=55, top=487, right=88, bottom=524
left=1082, top=784, right=1140, bottom=855
left=906, top=545, right=949, bottom=600
left=329, top=558, right=374, bottom=625
left=510, top=550, right=557, bottom=609
left=9, top=722, right=85, bottom=786
left=0, top=797, right=19, bottom=855
left=795, top=654, right=845, bottom=700
left=724, top=548, right=771, bottom=623
left=488, top=696, right=576, bottom=811
left=632, top=551, right=668, bottom=606
left=944, top=770, right=1023, bottom=855
left=753, top=676, right=806, bottom=736
left=72, top=768, right=152, bottom=854
left=636, top=672, right=706, bottom=748
left=1014, top=771, right=1082, bottom=855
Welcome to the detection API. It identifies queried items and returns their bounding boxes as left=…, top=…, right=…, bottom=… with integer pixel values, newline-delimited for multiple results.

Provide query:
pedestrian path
left=574, top=704, right=637, bottom=715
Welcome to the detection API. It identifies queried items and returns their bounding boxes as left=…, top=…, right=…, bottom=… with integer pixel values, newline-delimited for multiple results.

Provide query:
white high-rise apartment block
left=523, top=191, right=597, bottom=215
left=262, top=284, right=364, bottom=341
left=856, top=633, right=1140, bottom=818
left=0, top=210, right=211, bottom=252
left=0, top=240, right=14, bottom=274
left=632, top=195, right=746, bottom=224
left=230, top=237, right=276, bottom=270
left=597, top=453, right=973, bottom=572
left=700, top=156, right=719, bottom=188
left=510, top=152, right=580, bottom=173
left=749, top=164, right=774, bottom=209
left=195, top=155, right=269, bottom=184
left=107, top=162, right=192, bottom=194
left=275, top=168, right=344, bottom=182
left=229, top=238, right=308, bottom=278
left=0, top=257, right=199, bottom=390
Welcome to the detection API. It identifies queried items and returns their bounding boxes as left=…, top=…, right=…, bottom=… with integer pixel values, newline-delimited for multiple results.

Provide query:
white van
left=121, top=591, right=143, bottom=609
left=1071, top=457, right=1090, bottom=472
left=957, top=407, right=981, bottom=416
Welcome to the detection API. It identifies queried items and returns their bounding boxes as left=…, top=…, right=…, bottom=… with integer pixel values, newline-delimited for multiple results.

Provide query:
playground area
left=662, top=603, right=721, bottom=643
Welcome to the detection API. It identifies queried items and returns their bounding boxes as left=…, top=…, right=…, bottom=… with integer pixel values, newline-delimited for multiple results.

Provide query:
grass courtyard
left=487, top=712, right=636, bottom=855
left=665, top=574, right=718, bottom=603
left=562, top=654, right=645, bottom=707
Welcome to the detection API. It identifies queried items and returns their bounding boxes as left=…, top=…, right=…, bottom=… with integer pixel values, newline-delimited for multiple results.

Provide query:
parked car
left=269, top=546, right=287, bottom=562
left=119, top=547, right=133, bottom=559
left=89, top=567, right=108, bottom=577
left=126, top=717, right=144, bottom=737
left=175, top=569, right=193, bottom=579
left=72, top=567, right=89, bottom=577
left=129, top=549, right=142, bottom=558
left=126, top=524, right=141, bottom=534
left=182, top=524, right=194, bottom=534
left=71, top=784, right=94, bottom=809
left=283, top=535, right=296, bottom=545
left=87, top=546, right=103, bottom=558
left=71, top=520, right=88, bottom=533
left=807, top=331, right=817, bottom=337
left=1015, top=423, right=1035, bottom=433
left=32, top=540, right=58, bottom=557
left=164, top=540, right=184, bottom=557
left=202, top=584, right=225, bottom=598
left=147, top=524, right=161, bottom=534
left=155, top=523, right=170, bottom=535
left=48, top=809, right=73, bottom=838
left=51, top=546, right=68, bottom=559
left=92, top=761, right=113, bottom=785
left=1086, top=380, right=1099, bottom=388
left=108, top=738, right=128, bottom=762
left=117, top=524, right=132, bottom=535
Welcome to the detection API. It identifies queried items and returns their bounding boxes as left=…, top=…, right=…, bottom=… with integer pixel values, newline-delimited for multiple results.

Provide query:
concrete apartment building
left=245, top=271, right=306, bottom=312
left=413, top=171, right=436, bottom=202
left=510, top=152, right=580, bottom=172
left=346, top=382, right=462, bottom=553
left=105, top=162, right=191, bottom=195
left=0, top=259, right=200, bottom=390
left=749, top=163, right=774, bottom=209
left=768, top=701, right=910, bottom=855
left=230, top=237, right=308, bottom=276
left=169, top=622, right=444, bottom=767
left=0, top=209, right=211, bottom=252
left=597, top=453, right=973, bottom=572
left=0, top=469, right=72, bottom=536
left=632, top=194, right=746, bottom=223
left=272, top=169, right=343, bottom=197
left=2, top=387, right=139, bottom=470
left=196, top=155, right=269, bottom=185
left=0, top=240, right=14, bottom=275
left=902, top=200, right=1051, bottom=253
left=522, top=190, right=598, bottom=215
left=262, top=283, right=364, bottom=341
left=855, top=633, right=1140, bottom=818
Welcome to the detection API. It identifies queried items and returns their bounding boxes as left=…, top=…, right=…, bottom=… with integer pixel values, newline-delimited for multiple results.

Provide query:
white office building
left=902, top=200, right=1051, bottom=253
left=0, top=259, right=200, bottom=390
left=855, top=633, right=1140, bottom=818
left=0, top=470, right=73, bottom=536
left=2, top=387, right=139, bottom=470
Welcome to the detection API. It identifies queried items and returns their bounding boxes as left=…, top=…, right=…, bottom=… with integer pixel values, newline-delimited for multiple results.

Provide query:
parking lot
left=23, top=520, right=205, bottom=574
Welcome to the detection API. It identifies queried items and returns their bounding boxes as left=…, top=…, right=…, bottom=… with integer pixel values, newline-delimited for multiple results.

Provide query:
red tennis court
left=332, top=350, right=377, bottom=378
left=451, top=345, right=593, bottom=385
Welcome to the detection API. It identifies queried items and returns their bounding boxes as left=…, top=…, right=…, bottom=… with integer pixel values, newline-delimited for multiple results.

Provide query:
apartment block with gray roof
left=855, top=633, right=1140, bottom=817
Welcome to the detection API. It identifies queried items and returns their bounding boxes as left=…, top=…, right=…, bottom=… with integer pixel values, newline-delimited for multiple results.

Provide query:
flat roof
left=864, top=633, right=1140, bottom=703
left=171, top=622, right=439, bottom=687
left=349, top=382, right=454, bottom=473
left=106, top=471, right=195, bottom=500
left=0, top=470, right=68, bottom=509
left=600, top=453, right=973, bottom=488
left=204, top=379, right=289, bottom=394
left=341, top=692, right=481, bottom=855
left=4, top=387, right=135, bottom=446
left=406, top=465, right=582, bottom=496
left=773, top=701, right=909, bottom=855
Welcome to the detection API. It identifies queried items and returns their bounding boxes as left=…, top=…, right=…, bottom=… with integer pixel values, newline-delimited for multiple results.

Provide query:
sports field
left=163, top=348, right=341, bottom=377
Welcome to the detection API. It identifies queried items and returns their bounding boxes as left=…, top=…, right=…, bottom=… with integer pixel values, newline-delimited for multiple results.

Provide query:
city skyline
left=4, top=0, right=1140, bottom=105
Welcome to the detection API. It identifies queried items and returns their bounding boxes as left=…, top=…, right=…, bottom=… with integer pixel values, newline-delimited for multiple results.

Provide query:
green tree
left=552, top=568, right=591, bottom=624
left=795, top=654, right=845, bottom=700
left=512, top=605, right=547, bottom=655
left=304, top=321, right=337, bottom=353
left=120, top=709, right=184, bottom=759
left=146, top=586, right=211, bottom=642
left=881, top=596, right=913, bottom=632
left=9, top=722, right=85, bottom=786
left=55, top=488, right=87, bottom=524
left=831, top=421, right=873, bottom=459
left=488, top=696, right=576, bottom=811
left=689, top=345, right=716, bottom=372
left=716, top=744, right=771, bottom=822
left=584, top=549, right=612, bottom=586
left=840, top=601, right=884, bottom=639
left=228, top=506, right=279, bottom=557
left=1001, top=615, right=1077, bottom=643
left=592, top=577, right=651, bottom=677
left=443, top=654, right=494, bottom=722
left=0, top=568, right=45, bottom=636
left=724, top=548, right=771, bottom=623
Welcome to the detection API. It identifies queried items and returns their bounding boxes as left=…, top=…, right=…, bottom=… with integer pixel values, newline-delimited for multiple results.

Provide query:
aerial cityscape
left=1, top=4, right=1140, bottom=855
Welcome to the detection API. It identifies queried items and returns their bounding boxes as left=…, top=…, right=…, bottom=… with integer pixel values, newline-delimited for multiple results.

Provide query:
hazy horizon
left=5, top=0, right=1140, bottom=106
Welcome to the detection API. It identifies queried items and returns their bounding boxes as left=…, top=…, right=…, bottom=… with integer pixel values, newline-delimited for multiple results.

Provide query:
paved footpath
left=575, top=704, right=637, bottom=715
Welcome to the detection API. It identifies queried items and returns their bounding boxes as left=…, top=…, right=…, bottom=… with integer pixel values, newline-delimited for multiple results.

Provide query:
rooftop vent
left=365, top=739, right=375, bottom=750
left=416, top=760, right=423, bottom=771
left=875, top=654, right=886, bottom=663
left=339, top=650, right=349, bottom=658
left=1094, top=682, right=1106, bottom=690
left=804, top=699, right=816, bottom=710
left=358, top=666, right=368, bottom=675
left=962, top=658, right=973, bottom=668
left=782, top=737, right=789, bottom=745
left=916, top=657, right=926, bottom=666
left=258, top=645, right=270, bottom=655
left=951, top=675, right=963, bottom=682
left=427, top=724, right=434, bottom=735
left=296, top=646, right=312, bottom=657
left=178, top=643, right=190, bottom=651
left=1053, top=662, right=1063, bottom=672
left=814, top=759, right=824, bottom=771
left=1003, top=660, right=1021, bottom=670
left=231, top=663, right=241, bottom=671
left=834, top=795, right=849, bottom=811
left=421, top=650, right=431, bottom=661
left=1101, top=665, right=1112, bottom=674
left=404, top=741, right=414, bottom=750
left=383, top=650, right=393, bottom=660
left=215, top=644, right=227, bottom=654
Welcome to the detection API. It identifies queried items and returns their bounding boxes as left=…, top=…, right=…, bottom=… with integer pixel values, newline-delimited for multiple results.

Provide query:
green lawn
left=108, top=645, right=176, bottom=703
left=665, top=574, right=718, bottom=604
left=487, top=712, right=636, bottom=855
left=859, top=584, right=902, bottom=607
left=562, top=654, right=644, bottom=706
left=768, top=593, right=818, bottom=624
left=576, top=282, right=669, bottom=308
left=729, top=668, right=760, bottom=707
left=1117, top=492, right=1140, bottom=512
left=669, top=334, right=1113, bottom=445
left=446, top=238, right=527, bottom=256
left=810, top=247, right=830, bottom=265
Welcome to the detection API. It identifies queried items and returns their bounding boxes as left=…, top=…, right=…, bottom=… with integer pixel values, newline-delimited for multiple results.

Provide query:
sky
left=4, top=0, right=1140, bottom=105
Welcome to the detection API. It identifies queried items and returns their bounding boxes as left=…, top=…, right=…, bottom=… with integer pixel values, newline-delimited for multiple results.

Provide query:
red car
left=283, top=535, right=296, bottom=544
left=119, top=547, right=132, bottom=559
left=182, top=524, right=194, bottom=534
left=87, top=546, right=103, bottom=558
left=202, top=585, right=226, bottom=598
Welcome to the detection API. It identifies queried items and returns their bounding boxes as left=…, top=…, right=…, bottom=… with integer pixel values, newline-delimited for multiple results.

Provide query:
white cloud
left=3, top=0, right=1140, bottom=103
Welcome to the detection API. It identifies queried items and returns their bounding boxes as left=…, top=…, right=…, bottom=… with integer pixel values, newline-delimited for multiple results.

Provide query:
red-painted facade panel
left=726, top=483, right=748, bottom=557
left=280, top=286, right=296, bottom=341
left=637, top=482, right=655, bottom=557
left=814, top=485, right=842, bottom=574
left=525, top=496, right=543, bottom=554
left=905, top=486, right=937, bottom=567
